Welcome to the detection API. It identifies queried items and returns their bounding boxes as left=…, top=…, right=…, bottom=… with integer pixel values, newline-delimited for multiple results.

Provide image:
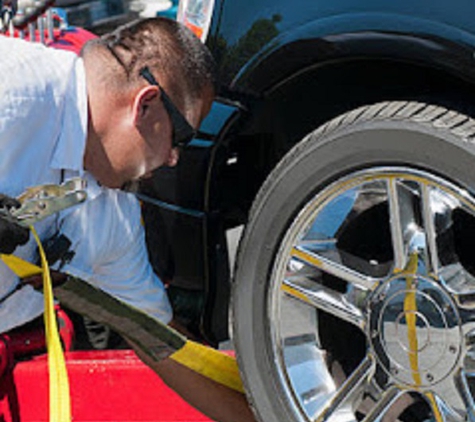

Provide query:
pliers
left=0, top=178, right=87, bottom=227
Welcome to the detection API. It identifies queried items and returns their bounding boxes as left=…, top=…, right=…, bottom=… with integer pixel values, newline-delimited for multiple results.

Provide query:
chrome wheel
left=271, top=167, right=475, bottom=422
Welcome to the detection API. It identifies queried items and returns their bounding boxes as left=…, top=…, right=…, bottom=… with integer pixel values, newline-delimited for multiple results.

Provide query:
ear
left=132, top=85, right=160, bottom=126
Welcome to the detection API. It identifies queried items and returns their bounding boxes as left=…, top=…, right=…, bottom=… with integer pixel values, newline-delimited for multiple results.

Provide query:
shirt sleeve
left=57, top=187, right=173, bottom=325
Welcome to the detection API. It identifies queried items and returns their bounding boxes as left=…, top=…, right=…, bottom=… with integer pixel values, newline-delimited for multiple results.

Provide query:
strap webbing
left=53, top=276, right=244, bottom=392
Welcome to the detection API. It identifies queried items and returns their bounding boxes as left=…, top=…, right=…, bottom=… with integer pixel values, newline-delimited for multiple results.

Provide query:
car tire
left=232, top=101, right=475, bottom=422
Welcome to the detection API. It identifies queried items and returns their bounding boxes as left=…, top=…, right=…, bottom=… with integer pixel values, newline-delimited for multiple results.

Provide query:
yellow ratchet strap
left=0, top=227, right=71, bottom=422
left=170, top=340, right=244, bottom=393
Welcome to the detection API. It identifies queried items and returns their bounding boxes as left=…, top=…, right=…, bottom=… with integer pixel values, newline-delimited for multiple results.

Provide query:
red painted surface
left=0, top=350, right=213, bottom=421
left=4, top=15, right=96, bottom=54
left=47, top=26, right=97, bottom=52
left=5, top=29, right=96, bottom=52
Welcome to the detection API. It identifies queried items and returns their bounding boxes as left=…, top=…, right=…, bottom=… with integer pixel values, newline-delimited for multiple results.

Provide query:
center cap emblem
left=368, top=274, right=462, bottom=389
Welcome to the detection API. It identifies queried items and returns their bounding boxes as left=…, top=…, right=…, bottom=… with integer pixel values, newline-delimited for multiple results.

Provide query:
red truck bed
left=0, top=350, right=213, bottom=421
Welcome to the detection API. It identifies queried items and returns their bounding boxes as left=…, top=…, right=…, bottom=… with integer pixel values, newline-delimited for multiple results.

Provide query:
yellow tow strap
left=403, top=253, right=443, bottom=422
left=170, top=340, right=244, bottom=393
left=404, top=252, right=421, bottom=387
left=1, top=227, right=71, bottom=422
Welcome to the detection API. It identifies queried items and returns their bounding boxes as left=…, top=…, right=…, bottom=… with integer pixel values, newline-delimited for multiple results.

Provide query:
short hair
left=83, top=17, right=216, bottom=108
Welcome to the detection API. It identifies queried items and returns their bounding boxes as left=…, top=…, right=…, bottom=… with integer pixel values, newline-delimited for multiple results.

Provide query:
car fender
left=228, top=12, right=475, bottom=94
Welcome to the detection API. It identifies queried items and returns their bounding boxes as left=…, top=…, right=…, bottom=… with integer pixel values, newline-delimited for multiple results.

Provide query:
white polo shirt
left=0, top=37, right=172, bottom=333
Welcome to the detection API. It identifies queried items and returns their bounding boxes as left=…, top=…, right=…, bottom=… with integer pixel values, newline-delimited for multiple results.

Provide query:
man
left=0, top=18, right=256, bottom=422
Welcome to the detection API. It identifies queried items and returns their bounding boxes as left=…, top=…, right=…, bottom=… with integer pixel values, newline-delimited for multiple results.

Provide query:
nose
left=167, top=148, right=180, bottom=167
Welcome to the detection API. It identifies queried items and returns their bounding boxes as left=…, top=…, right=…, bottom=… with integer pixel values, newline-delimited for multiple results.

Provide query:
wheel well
left=217, top=58, right=475, bottom=227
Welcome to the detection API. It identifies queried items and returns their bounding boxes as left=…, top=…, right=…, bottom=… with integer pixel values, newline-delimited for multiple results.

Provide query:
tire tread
left=247, top=101, right=475, bottom=228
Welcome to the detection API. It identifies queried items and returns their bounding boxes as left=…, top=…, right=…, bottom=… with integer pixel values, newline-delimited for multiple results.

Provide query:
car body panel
left=208, top=1, right=475, bottom=91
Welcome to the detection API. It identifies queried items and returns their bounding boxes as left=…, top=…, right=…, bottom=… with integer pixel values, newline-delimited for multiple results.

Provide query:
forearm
left=131, top=342, right=257, bottom=422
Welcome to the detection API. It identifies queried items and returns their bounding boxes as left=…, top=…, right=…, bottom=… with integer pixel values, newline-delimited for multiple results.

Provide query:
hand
left=0, top=194, right=29, bottom=254
left=23, top=270, right=67, bottom=289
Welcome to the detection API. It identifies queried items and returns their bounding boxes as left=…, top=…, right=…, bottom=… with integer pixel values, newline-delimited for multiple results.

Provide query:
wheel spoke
left=453, top=370, right=475, bottom=422
left=425, top=391, right=466, bottom=422
left=314, top=355, right=376, bottom=422
left=420, top=183, right=440, bottom=276
left=360, top=386, right=406, bottom=422
left=462, top=322, right=475, bottom=353
left=387, top=177, right=408, bottom=271
left=424, top=371, right=473, bottom=422
left=291, top=246, right=377, bottom=291
left=283, top=277, right=366, bottom=329
left=387, top=177, right=434, bottom=272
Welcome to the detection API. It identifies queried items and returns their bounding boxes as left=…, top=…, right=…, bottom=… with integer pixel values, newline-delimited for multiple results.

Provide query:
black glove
left=0, top=194, right=29, bottom=254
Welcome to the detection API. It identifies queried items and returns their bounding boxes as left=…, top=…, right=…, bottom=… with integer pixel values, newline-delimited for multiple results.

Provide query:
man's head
left=81, top=17, right=216, bottom=189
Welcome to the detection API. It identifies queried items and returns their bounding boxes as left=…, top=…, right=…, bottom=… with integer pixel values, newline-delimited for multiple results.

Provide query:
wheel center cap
left=368, top=275, right=462, bottom=389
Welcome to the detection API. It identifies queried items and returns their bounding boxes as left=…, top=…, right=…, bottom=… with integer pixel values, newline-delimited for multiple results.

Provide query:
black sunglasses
left=139, top=66, right=197, bottom=149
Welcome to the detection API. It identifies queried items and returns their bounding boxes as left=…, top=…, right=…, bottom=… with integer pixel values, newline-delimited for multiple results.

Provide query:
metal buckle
left=0, top=178, right=87, bottom=227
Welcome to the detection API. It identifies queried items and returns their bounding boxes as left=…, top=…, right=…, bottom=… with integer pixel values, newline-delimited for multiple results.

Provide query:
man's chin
left=98, top=180, right=122, bottom=190
left=99, top=172, right=136, bottom=190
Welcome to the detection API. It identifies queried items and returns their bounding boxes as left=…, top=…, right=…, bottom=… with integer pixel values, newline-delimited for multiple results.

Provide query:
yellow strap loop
left=1, top=228, right=71, bottom=422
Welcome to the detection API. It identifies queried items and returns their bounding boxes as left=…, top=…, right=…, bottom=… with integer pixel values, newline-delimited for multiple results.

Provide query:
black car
left=139, top=1, right=475, bottom=421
